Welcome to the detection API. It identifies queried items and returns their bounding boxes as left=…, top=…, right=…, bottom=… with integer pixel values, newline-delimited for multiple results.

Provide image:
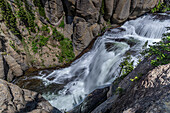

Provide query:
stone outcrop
left=0, top=79, right=61, bottom=113
left=71, top=0, right=162, bottom=55
left=44, top=0, right=64, bottom=25
left=69, top=54, right=170, bottom=113
left=69, top=86, right=109, bottom=113
left=92, top=63, right=170, bottom=113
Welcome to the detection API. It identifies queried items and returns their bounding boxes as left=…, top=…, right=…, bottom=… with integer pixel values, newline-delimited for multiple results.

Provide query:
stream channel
left=14, top=13, right=170, bottom=111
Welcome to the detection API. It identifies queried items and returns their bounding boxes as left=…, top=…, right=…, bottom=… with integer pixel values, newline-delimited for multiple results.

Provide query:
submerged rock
left=0, top=79, right=61, bottom=113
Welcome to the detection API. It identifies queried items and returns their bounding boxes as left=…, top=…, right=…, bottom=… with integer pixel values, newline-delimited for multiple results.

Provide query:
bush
left=33, top=0, right=46, bottom=18
left=51, top=27, right=75, bottom=63
left=119, top=55, right=134, bottom=79
left=151, top=1, right=170, bottom=13
left=145, top=35, right=170, bottom=66
left=0, top=0, right=22, bottom=39
left=15, top=0, right=36, bottom=32
left=59, top=17, right=65, bottom=28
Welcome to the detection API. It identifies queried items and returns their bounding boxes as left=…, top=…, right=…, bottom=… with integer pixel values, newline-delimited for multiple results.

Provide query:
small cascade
left=14, top=13, right=170, bottom=111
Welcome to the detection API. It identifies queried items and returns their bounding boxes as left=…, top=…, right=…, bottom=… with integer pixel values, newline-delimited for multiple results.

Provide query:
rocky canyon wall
left=0, top=0, right=163, bottom=82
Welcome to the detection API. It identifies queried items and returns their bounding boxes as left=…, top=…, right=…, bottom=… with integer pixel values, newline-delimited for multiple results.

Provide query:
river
left=14, top=12, right=170, bottom=111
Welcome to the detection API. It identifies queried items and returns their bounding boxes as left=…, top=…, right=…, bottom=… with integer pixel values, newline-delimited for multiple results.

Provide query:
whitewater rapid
left=15, top=13, right=170, bottom=111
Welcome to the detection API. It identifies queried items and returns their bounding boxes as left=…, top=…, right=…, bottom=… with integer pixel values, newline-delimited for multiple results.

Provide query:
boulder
left=44, top=0, right=64, bottom=25
left=69, top=87, right=109, bottom=113
left=0, top=79, right=61, bottom=113
left=4, top=55, right=23, bottom=77
left=112, top=0, right=131, bottom=23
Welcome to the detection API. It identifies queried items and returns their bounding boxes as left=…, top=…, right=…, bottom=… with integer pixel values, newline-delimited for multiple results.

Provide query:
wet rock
left=69, top=86, right=109, bottom=113
left=0, top=79, right=61, bottom=113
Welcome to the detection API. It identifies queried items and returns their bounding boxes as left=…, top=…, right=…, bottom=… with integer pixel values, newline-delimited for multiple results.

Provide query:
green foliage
left=59, top=17, right=65, bottom=28
left=33, top=0, right=46, bottom=18
left=31, top=35, right=49, bottom=53
left=119, top=55, right=134, bottom=79
left=151, top=1, right=170, bottom=13
left=9, top=40, right=21, bottom=54
left=130, top=76, right=139, bottom=82
left=0, top=0, right=22, bottom=39
left=41, top=25, right=50, bottom=33
left=38, top=35, right=49, bottom=47
left=115, top=87, right=123, bottom=95
left=52, top=28, right=64, bottom=41
left=15, top=0, right=36, bottom=32
left=145, top=35, right=170, bottom=66
left=130, top=73, right=143, bottom=82
left=100, top=0, right=105, bottom=15
left=52, top=27, right=75, bottom=63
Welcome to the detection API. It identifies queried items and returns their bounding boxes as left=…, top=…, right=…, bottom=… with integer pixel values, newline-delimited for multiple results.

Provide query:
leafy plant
left=57, top=38, right=75, bottom=63
left=0, top=0, right=22, bottom=39
left=119, top=55, right=134, bottom=79
left=33, top=0, right=46, bottom=18
left=51, top=27, right=75, bottom=63
left=151, top=1, right=170, bottom=13
left=41, top=24, right=50, bottom=33
left=52, top=28, right=64, bottom=41
left=143, top=30, right=170, bottom=66
left=100, top=0, right=105, bottom=15
left=115, top=87, right=123, bottom=95
left=15, top=0, right=36, bottom=32
left=59, top=17, right=65, bottom=28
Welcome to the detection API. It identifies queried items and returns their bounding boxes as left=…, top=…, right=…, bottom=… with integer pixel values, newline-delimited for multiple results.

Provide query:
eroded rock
left=0, top=79, right=61, bottom=113
left=92, top=63, right=170, bottom=113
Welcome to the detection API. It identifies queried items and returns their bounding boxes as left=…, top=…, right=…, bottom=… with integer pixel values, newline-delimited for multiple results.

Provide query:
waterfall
left=15, top=13, right=170, bottom=111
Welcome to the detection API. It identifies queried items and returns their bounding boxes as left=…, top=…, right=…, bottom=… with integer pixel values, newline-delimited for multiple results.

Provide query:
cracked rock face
left=0, top=79, right=61, bottom=113
left=92, top=63, right=170, bottom=113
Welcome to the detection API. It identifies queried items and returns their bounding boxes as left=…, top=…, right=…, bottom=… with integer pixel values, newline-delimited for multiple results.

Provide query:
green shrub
left=0, top=0, right=22, bottom=39
left=15, top=0, right=36, bottom=32
left=52, top=28, right=64, bottom=41
left=38, top=35, right=49, bottom=47
left=119, top=55, right=134, bottom=79
left=100, top=0, right=105, bottom=15
left=31, top=35, right=49, bottom=53
left=59, top=17, right=65, bottom=28
left=151, top=1, right=170, bottom=13
left=41, top=25, right=50, bottom=33
left=58, top=38, right=75, bottom=63
left=33, top=0, right=46, bottom=18
left=145, top=36, right=170, bottom=66
left=51, top=27, right=75, bottom=63
left=115, top=87, right=124, bottom=95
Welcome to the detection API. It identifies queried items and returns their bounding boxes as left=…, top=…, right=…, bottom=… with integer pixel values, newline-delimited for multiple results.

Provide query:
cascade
left=14, top=13, right=170, bottom=111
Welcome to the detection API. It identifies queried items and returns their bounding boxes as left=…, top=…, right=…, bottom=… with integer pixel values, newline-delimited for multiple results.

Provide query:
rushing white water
left=29, top=13, right=170, bottom=111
